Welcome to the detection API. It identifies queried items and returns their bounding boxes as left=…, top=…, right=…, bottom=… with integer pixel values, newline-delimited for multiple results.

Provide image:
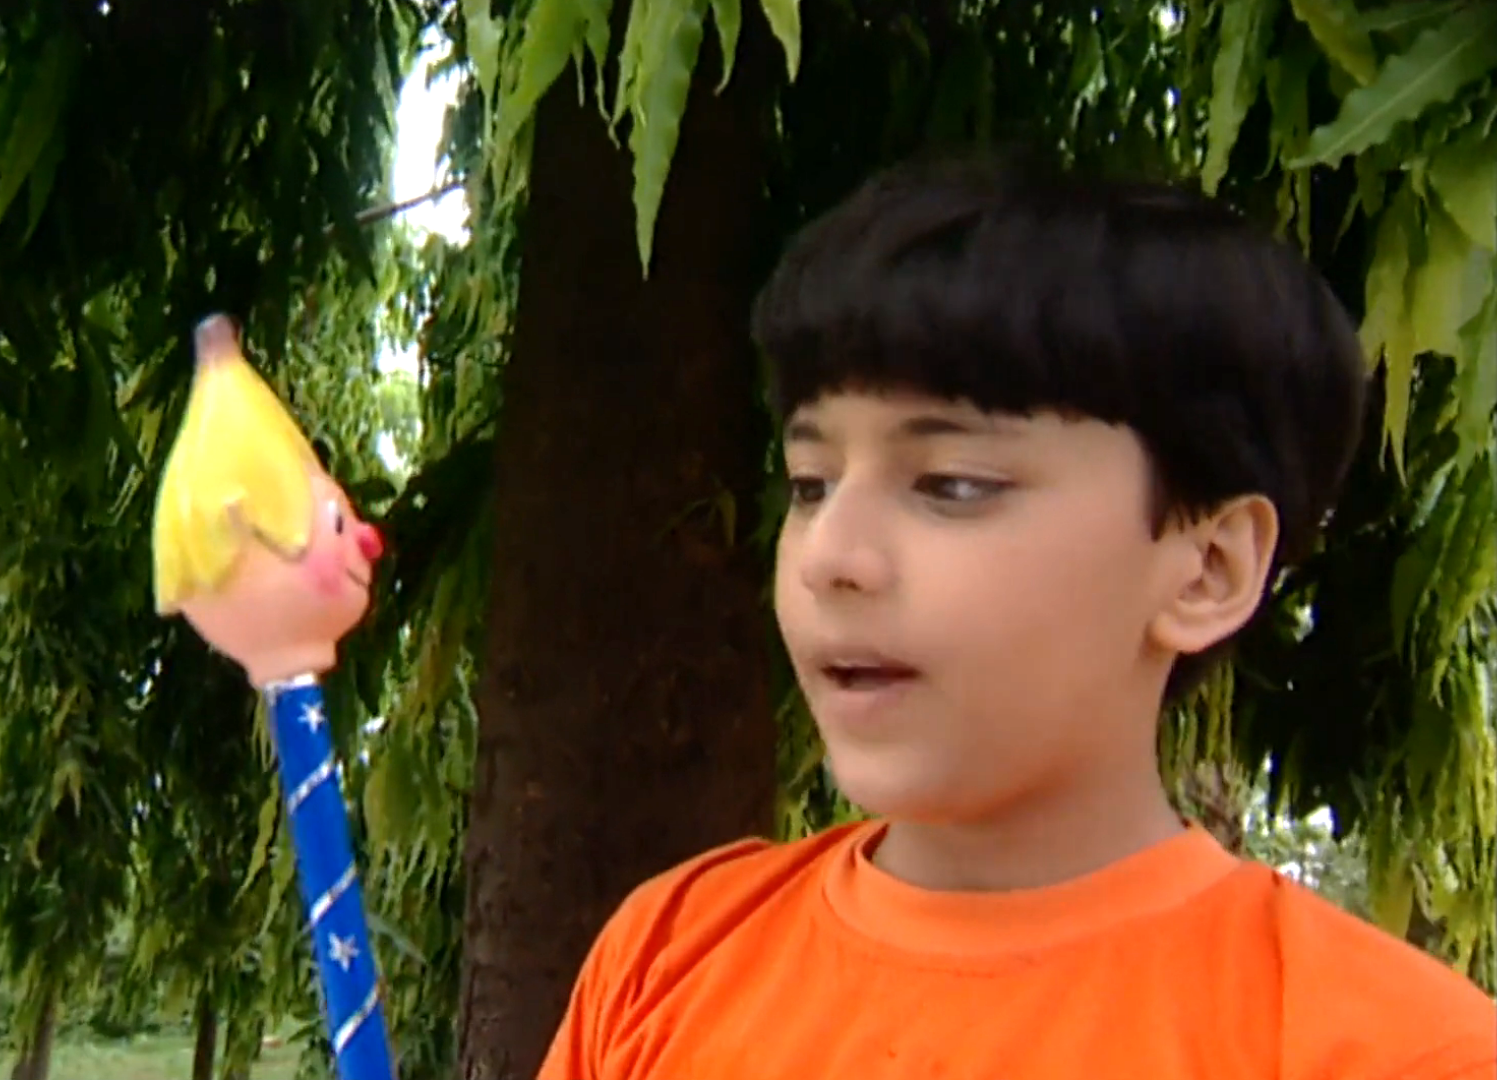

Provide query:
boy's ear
left=1150, top=494, right=1279, bottom=657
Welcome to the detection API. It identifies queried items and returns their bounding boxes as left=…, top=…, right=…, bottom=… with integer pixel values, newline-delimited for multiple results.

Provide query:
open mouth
left=822, top=660, right=919, bottom=690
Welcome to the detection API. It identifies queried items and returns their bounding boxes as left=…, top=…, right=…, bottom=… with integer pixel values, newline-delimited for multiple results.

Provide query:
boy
left=537, top=155, right=1497, bottom=1079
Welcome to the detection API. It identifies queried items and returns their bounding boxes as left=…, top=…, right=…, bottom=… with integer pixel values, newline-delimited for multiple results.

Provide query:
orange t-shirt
left=539, top=821, right=1496, bottom=1080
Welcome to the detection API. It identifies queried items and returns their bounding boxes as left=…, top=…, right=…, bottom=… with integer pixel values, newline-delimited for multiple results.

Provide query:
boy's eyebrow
left=784, top=413, right=1017, bottom=443
left=783, top=417, right=822, bottom=443
left=893, top=415, right=1005, bottom=439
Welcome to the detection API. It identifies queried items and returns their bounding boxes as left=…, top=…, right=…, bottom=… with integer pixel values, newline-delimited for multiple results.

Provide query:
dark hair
left=750, top=153, right=1368, bottom=699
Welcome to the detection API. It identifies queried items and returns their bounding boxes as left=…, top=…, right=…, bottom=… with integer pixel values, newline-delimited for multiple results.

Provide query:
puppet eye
left=327, top=498, right=346, bottom=535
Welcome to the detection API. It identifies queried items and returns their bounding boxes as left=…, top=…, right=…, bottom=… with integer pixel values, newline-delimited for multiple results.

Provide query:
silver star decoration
left=328, top=933, right=359, bottom=972
left=300, top=702, right=326, bottom=733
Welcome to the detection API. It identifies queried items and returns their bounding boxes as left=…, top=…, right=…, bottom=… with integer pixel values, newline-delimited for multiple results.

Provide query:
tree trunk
left=8, top=988, right=56, bottom=1080
left=190, top=986, right=217, bottom=1080
left=220, top=1006, right=263, bottom=1080
left=455, top=16, right=780, bottom=1080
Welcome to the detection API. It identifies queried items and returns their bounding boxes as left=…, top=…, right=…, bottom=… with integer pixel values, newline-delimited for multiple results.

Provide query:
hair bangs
left=754, top=194, right=1152, bottom=430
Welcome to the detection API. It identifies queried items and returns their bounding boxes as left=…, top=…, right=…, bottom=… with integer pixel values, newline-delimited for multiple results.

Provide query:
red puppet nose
left=356, top=523, right=385, bottom=562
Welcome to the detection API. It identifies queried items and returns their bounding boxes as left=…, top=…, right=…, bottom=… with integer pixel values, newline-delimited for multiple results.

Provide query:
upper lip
left=809, top=647, right=920, bottom=675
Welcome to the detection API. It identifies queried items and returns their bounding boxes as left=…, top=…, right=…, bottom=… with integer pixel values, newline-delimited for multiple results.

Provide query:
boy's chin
left=823, top=750, right=969, bottom=823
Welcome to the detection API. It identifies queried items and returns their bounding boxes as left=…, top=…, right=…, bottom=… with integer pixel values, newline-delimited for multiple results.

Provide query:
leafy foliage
left=0, top=0, right=431, bottom=1070
left=1190, top=0, right=1496, bottom=986
left=459, top=0, right=801, bottom=272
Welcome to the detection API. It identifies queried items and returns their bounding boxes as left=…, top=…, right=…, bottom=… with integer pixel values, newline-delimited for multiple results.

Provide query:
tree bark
left=456, top=17, right=780, bottom=1080
left=8, top=988, right=56, bottom=1080
left=190, top=986, right=217, bottom=1080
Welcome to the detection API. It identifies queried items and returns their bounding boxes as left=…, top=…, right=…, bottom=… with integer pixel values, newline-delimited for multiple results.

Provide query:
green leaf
left=363, top=732, right=423, bottom=849
left=1428, top=125, right=1497, bottom=251
left=49, top=756, right=83, bottom=813
left=1409, top=198, right=1475, bottom=360
left=611, top=0, right=651, bottom=128
left=1292, top=4, right=1497, bottom=167
left=1360, top=183, right=1414, bottom=365
left=21, top=112, right=64, bottom=246
left=235, top=791, right=280, bottom=902
left=1367, top=827, right=1417, bottom=939
left=1288, top=0, right=1378, bottom=86
left=1389, top=516, right=1437, bottom=657
left=1356, top=1, right=1466, bottom=37
left=1451, top=284, right=1497, bottom=471
left=460, top=0, right=505, bottom=114
left=1361, top=186, right=1419, bottom=474
left=584, top=0, right=615, bottom=106
left=1264, top=34, right=1317, bottom=243
left=1400, top=689, right=1451, bottom=805
left=0, top=34, right=78, bottom=230
left=759, top=0, right=801, bottom=81
left=1390, top=454, right=1472, bottom=661
left=1382, top=308, right=1418, bottom=480
left=366, top=911, right=429, bottom=965
left=499, top=0, right=593, bottom=146
left=709, top=0, right=742, bottom=91
left=1202, top=0, right=1280, bottom=196
left=1068, top=21, right=1105, bottom=102
left=629, top=0, right=709, bottom=275
left=1426, top=460, right=1496, bottom=684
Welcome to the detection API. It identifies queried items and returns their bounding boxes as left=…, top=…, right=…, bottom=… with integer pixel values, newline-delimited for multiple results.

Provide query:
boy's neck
left=870, top=769, right=1188, bottom=893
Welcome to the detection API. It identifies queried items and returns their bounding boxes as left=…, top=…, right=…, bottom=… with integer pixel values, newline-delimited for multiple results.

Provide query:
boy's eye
left=787, top=476, right=830, bottom=507
left=914, top=474, right=1006, bottom=503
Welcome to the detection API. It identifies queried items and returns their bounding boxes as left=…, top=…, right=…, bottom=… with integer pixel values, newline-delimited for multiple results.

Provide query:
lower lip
left=815, top=675, right=919, bottom=726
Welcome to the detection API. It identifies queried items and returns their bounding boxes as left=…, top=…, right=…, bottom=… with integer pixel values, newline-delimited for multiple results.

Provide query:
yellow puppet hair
left=151, top=316, right=321, bottom=614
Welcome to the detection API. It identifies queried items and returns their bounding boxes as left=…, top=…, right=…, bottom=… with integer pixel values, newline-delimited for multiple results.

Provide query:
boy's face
left=774, top=389, right=1208, bottom=824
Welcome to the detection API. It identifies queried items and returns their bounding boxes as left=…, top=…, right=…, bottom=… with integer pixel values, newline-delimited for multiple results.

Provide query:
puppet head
left=151, top=314, right=384, bottom=687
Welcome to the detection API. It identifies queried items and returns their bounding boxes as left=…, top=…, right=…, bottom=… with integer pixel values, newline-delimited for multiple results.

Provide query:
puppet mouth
left=345, top=568, right=371, bottom=589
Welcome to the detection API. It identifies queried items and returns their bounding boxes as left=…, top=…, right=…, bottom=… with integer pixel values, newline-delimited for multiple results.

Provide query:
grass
left=0, top=1032, right=302, bottom=1080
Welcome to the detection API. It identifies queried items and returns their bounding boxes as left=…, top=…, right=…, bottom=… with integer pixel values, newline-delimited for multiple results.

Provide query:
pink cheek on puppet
left=301, top=544, right=347, bottom=597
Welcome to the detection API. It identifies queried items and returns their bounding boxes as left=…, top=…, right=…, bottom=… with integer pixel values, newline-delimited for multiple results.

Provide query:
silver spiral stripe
left=309, top=865, right=358, bottom=926
left=334, top=987, right=382, bottom=1054
left=287, top=756, right=336, bottom=813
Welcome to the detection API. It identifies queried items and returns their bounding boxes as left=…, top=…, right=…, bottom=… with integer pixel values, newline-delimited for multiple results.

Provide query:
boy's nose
left=800, top=544, right=894, bottom=595
left=355, top=523, right=385, bottom=562
left=796, top=498, right=894, bottom=597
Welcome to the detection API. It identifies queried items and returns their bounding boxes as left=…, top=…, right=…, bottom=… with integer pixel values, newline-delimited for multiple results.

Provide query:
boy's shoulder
left=1253, top=864, right=1495, bottom=1077
left=540, top=827, right=859, bottom=1079
left=621, top=820, right=861, bottom=916
left=595, top=821, right=862, bottom=961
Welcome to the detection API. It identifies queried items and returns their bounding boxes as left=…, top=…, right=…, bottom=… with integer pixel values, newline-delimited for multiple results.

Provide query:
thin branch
left=322, top=180, right=468, bottom=235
